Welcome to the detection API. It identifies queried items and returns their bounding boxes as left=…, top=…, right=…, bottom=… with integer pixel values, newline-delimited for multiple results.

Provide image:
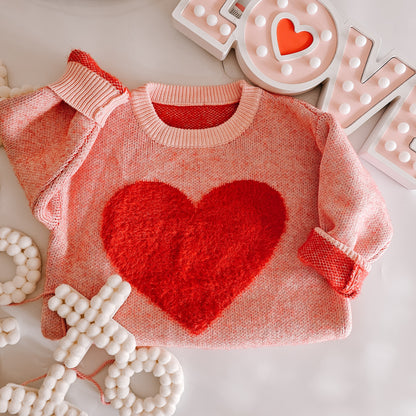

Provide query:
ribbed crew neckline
left=131, top=80, right=262, bottom=148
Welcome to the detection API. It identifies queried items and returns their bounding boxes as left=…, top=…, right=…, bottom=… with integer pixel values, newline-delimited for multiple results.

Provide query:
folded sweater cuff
left=298, top=227, right=371, bottom=298
left=49, top=51, right=129, bottom=126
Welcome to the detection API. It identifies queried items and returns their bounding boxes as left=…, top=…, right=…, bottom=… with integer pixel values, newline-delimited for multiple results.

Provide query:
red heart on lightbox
left=273, top=15, right=317, bottom=59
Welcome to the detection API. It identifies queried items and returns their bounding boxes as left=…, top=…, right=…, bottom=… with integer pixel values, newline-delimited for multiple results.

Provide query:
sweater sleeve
left=298, top=112, right=393, bottom=298
left=0, top=50, right=129, bottom=229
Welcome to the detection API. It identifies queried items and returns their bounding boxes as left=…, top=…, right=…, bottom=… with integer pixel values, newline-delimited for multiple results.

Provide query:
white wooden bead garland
left=48, top=276, right=185, bottom=416
left=0, top=364, right=86, bottom=416
left=0, top=226, right=42, bottom=305
left=104, top=347, right=184, bottom=416
left=0, top=317, right=20, bottom=347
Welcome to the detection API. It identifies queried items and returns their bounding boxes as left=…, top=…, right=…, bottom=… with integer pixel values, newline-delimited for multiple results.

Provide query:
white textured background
left=0, top=0, right=415, bottom=415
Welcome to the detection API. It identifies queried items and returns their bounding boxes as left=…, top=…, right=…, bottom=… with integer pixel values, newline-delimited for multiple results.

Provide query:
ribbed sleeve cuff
left=49, top=55, right=129, bottom=126
left=298, top=227, right=371, bottom=298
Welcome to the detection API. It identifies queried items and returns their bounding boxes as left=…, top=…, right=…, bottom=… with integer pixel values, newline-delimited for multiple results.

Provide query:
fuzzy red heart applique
left=101, top=180, right=287, bottom=335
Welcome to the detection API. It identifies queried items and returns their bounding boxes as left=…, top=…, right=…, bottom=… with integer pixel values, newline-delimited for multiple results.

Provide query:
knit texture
left=68, top=50, right=127, bottom=94
left=298, top=228, right=370, bottom=298
left=0, top=50, right=393, bottom=348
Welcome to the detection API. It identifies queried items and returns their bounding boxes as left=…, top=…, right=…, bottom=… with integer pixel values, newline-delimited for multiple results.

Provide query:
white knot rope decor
left=48, top=275, right=134, bottom=369
left=0, top=60, right=35, bottom=100
left=104, top=347, right=184, bottom=416
left=47, top=276, right=185, bottom=416
left=0, top=226, right=42, bottom=305
left=0, top=317, right=20, bottom=347
left=0, top=364, right=86, bottom=416
left=0, top=60, right=36, bottom=147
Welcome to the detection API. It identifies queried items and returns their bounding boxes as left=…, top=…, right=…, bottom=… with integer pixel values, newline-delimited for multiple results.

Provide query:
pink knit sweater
left=0, top=51, right=392, bottom=347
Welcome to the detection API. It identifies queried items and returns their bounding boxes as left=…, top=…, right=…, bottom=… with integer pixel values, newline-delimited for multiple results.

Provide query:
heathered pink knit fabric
left=0, top=51, right=392, bottom=347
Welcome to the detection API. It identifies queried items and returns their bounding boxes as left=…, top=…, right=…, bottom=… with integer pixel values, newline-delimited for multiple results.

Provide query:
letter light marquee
left=172, top=0, right=416, bottom=189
